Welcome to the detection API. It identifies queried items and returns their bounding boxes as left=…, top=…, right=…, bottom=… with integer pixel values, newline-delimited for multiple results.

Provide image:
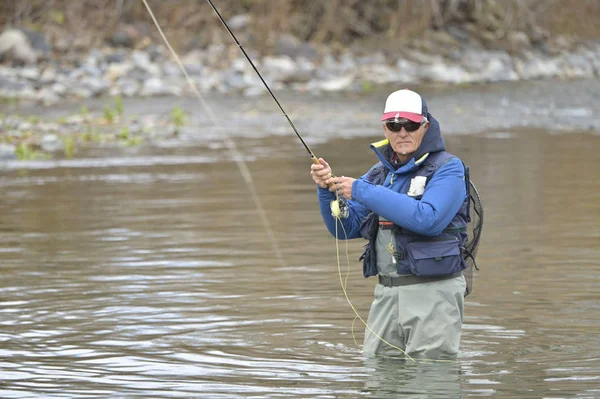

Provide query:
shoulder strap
left=414, top=151, right=455, bottom=179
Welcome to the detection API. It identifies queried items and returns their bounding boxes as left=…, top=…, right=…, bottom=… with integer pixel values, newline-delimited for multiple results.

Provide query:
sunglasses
left=384, top=119, right=426, bottom=133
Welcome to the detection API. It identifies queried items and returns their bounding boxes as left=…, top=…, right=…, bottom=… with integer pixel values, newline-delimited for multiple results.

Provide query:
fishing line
left=333, top=213, right=456, bottom=365
left=141, top=0, right=287, bottom=270
left=204, top=0, right=318, bottom=162
left=333, top=212, right=416, bottom=363
left=169, top=0, right=450, bottom=363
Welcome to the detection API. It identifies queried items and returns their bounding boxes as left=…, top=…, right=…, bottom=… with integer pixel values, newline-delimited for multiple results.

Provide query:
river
left=1, top=79, right=599, bottom=398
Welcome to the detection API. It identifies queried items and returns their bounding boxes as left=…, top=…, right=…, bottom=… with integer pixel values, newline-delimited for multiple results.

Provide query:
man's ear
left=423, top=121, right=430, bottom=132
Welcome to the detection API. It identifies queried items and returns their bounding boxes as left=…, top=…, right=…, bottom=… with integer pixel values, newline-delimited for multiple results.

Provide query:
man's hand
left=326, top=176, right=356, bottom=200
left=310, top=158, right=332, bottom=189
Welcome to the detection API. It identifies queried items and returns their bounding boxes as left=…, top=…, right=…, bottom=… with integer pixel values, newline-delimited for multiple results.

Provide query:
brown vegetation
left=1, top=0, right=599, bottom=53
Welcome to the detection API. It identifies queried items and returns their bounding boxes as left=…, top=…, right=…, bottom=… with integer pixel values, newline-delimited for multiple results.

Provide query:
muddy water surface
left=1, top=81, right=600, bottom=398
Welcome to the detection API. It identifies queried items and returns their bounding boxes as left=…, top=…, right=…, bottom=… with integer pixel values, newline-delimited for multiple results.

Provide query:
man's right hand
left=310, top=158, right=332, bottom=189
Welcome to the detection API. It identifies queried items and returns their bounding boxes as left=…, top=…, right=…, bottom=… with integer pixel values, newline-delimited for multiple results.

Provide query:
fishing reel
left=330, top=197, right=349, bottom=219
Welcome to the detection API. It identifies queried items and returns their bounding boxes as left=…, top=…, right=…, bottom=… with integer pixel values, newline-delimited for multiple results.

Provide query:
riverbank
left=1, top=25, right=599, bottom=106
left=1, top=77, right=599, bottom=163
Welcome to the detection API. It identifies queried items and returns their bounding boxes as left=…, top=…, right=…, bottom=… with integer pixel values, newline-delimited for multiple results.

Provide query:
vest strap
left=378, top=271, right=462, bottom=287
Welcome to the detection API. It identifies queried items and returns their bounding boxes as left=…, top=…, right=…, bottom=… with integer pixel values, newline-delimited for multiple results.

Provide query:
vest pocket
left=407, top=240, right=462, bottom=276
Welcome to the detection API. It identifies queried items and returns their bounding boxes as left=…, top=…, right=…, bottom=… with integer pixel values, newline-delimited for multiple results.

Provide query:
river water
left=1, top=80, right=599, bottom=398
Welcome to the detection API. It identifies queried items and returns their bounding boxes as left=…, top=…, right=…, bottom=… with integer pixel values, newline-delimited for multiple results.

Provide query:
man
left=310, top=89, right=468, bottom=359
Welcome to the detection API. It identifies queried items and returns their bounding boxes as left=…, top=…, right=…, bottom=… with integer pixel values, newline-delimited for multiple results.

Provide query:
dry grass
left=1, top=0, right=599, bottom=52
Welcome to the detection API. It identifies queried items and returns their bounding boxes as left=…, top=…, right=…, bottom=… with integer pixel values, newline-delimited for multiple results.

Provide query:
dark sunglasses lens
left=385, top=121, right=422, bottom=132
left=386, top=122, right=403, bottom=132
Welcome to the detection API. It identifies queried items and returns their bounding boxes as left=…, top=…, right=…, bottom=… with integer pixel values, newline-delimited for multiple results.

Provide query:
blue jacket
left=317, top=113, right=468, bottom=276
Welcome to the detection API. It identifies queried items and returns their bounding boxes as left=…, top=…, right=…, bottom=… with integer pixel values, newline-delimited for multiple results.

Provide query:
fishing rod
left=204, top=0, right=349, bottom=219
left=201, top=0, right=418, bottom=361
left=204, top=0, right=321, bottom=165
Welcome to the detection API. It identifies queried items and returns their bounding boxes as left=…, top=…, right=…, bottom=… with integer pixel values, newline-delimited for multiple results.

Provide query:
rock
left=105, top=51, right=126, bottom=64
left=361, top=64, right=402, bottom=84
left=0, top=144, right=17, bottom=161
left=105, top=63, right=131, bottom=81
left=275, top=34, right=319, bottom=60
left=117, top=79, right=140, bottom=97
left=21, top=29, right=51, bottom=57
left=228, top=14, right=251, bottom=30
left=317, top=74, right=355, bottom=91
left=0, top=76, right=28, bottom=91
left=558, top=52, right=595, bottom=79
left=424, top=62, right=473, bottom=84
left=37, top=123, right=59, bottom=133
left=19, top=66, right=40, bottom=81
left=358, top=51, right=387, bottom=66
left=243, top=86, right=266, bottom=97
left=262, top=55, right=298, bottom=83
left=181, top=50, right=204, bottom=74
left=130, top=51, right=162, bottom=76
left=39, top=68, right=58, bottom=84
left=194, top=71, right=220, bottom=92
left=460, top=50, right=518, bottom=82
left=108, top=25, right=139, bottom=48
left=394, top=59, right=422, bottom=83
left=321, top=53, right=340, bottom=73
left=223, top=70, right=247, bottom=90
left=293, top=57, right=316, bottom=83
left=0, top=29, right=37, bottom=65
left=18, top=121, right=32, bottom=131
left=40, top=134, right=64, bottom=152
left=163, top=61, right=181, bottom=77
left=506, top=31, right=531, bottom=53
left=140, top=77, right=177, bottom=96
left=51, top=82, right=68, bottom=96
left=339, top=52, right=358, bottom=72
left=72, top=35, right=95, bottom=52
left=68, top=84, right=94, bottom=99
left=206, top=44, right=227, bottom=68
left=587, top=44, right=600, bottom=76
left=37, top=87, right=60, bottom=106
left=514, top=51, right=561, bottom=80
left=54, top=38, right=70, bottom=53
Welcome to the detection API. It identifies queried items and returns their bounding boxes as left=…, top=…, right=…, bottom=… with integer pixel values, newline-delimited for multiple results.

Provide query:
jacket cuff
left=318, top=186, right=335, bottom=200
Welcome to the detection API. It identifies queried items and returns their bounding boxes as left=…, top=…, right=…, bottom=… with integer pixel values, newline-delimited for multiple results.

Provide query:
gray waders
left=363, top=220, right=466, bottom=359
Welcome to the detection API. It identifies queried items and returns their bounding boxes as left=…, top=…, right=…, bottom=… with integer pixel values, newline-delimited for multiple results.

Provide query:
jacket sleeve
left=351, top=158, right=466, bottom=236
left=317, top=182, right=370, bottom=240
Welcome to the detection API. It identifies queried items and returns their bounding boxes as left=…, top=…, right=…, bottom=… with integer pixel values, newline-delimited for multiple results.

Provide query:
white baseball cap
left=381, top=89, right=428, bottom=122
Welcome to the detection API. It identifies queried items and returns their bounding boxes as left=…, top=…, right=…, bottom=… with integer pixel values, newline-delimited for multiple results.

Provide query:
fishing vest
left=359, top=151, right=469, bottom=281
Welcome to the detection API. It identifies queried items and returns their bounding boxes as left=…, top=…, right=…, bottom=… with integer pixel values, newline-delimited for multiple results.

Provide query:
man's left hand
left=326, top=176, right=356, bottom=200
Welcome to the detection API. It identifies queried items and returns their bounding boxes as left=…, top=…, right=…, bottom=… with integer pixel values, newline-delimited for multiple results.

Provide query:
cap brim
left=381, top=111, right=423, bottom=122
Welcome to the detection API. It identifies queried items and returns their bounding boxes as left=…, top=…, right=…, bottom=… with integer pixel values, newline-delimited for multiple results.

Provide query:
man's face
left=383, top=118, right=429, bottom=157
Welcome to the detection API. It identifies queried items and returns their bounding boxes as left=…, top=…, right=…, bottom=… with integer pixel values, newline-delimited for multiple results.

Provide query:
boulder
left=275, top=34, right=318, bottom=60
left=0, top=29, right=37, bottom=65
left=40, top=134, right=64, bottom=152
left=228, top=14, right=251, bottom=31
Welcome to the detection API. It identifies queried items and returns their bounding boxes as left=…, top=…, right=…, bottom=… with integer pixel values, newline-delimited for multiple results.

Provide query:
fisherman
left=311, top=89, right=469, bottom=359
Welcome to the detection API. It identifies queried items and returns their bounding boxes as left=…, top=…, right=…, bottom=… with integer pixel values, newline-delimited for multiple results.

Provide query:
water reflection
left=361, top=357, right=464, bottom=399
